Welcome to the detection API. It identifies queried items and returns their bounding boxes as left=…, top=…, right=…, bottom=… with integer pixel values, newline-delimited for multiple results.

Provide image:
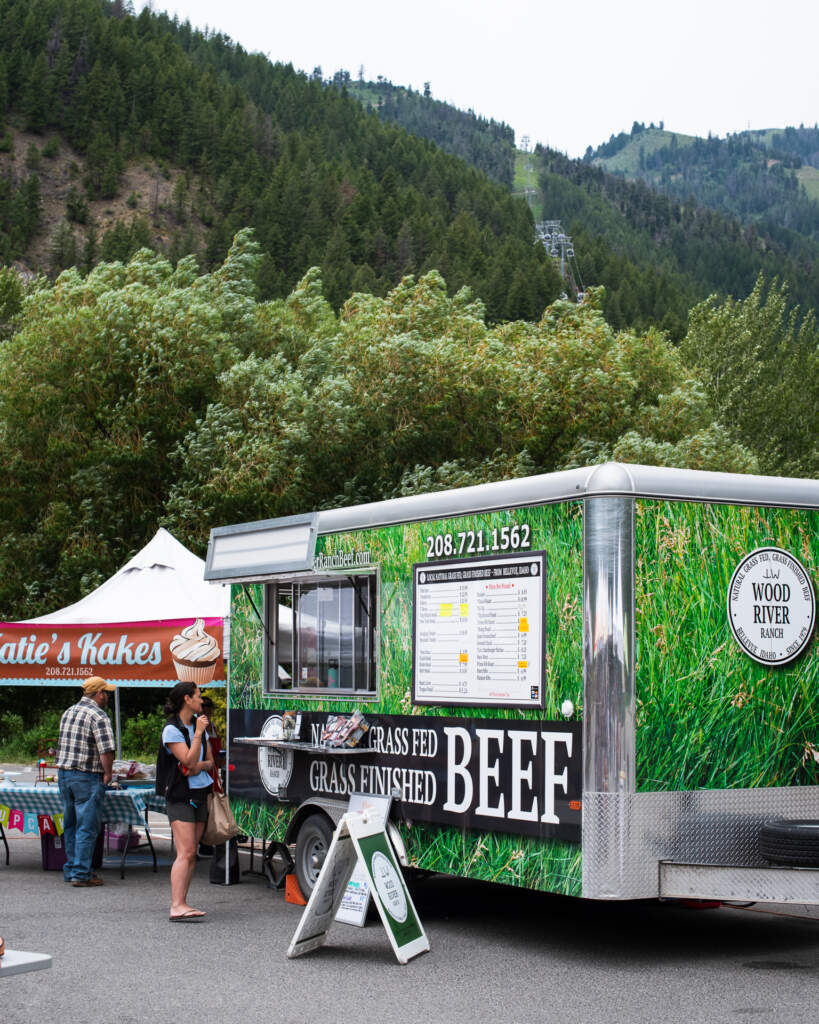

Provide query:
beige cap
left=82, top=676, right=116, bottom=695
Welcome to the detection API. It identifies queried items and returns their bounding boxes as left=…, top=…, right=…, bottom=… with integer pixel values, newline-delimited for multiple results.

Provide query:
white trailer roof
left=205, top=464, right=819, bottom=584
left=315, top=462, right=819, bottom=535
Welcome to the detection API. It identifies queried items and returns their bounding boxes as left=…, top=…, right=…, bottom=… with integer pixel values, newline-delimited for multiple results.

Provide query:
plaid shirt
left=56, top=696, right=115, bottom=773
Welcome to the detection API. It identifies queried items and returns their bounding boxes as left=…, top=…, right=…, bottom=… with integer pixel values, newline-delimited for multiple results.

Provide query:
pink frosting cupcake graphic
left=170, top=618, right=220, bottom=684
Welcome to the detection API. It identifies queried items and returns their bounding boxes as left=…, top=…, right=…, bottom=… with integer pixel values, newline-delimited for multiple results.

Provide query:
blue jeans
left=58, top=769, right=104, bottom=881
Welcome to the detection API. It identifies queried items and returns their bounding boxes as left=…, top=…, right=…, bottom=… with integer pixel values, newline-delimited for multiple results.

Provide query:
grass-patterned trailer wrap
left=212, top=464, right=819, bottom=905
left=228, top=497, right=585, bottom=897
left=635, top=499, right=819, bottom=793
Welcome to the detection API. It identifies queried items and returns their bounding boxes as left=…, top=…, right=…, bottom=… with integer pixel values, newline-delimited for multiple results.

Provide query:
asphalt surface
left=2, top=767, right=819, bottom=1024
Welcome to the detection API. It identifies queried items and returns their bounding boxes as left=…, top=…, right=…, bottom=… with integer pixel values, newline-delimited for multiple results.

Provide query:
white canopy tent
left=27, top=527, right=230, bottom=628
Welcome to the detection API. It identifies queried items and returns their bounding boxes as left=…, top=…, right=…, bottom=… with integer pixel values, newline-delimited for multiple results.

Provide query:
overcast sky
left=141, top=0, right=819, bottom=158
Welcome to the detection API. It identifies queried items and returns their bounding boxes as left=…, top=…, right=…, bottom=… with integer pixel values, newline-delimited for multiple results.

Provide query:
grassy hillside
left=512, top=149, right=542, bottom=220
left=797, top=165, right=819, bottom=202
left=589, top=122, right=819, bottom=243
left=594, top=127, right=696, bottom=174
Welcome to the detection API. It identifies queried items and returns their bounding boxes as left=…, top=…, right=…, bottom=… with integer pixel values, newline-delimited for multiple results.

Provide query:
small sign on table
left=335, top=792, right=392, bottom=927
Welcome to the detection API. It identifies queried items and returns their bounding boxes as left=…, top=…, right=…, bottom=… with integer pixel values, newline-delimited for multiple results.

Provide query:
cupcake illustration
left=170, top=618, right=221, bottom=684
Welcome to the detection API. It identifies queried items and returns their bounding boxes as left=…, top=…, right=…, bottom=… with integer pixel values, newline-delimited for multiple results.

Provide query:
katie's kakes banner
left=0, top=617, right=225, bottom=683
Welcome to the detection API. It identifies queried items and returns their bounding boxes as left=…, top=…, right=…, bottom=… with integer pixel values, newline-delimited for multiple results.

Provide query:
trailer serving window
left=264, top=574, right=377, bottom=695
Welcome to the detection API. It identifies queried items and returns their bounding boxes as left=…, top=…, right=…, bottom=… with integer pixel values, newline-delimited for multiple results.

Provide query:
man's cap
left=82, top=676, right=116, bottom=695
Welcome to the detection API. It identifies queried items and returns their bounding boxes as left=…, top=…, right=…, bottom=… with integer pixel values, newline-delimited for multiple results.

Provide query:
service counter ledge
left=234, top=737, right=371, bottom=756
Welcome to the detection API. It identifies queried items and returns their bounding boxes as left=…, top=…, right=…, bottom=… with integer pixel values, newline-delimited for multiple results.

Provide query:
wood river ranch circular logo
left=370, top=851, right=408, bottom=923
left=258, top=715, right=294, bottom=796
left=727, top=547, right=815, bottom=666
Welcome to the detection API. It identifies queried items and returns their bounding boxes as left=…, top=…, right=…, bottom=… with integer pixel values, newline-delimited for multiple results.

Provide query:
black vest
left=155, top=715, right=194, bottom=802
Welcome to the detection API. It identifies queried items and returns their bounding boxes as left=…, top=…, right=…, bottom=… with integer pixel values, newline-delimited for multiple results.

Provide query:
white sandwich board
left=288, top=810, right=429, bottom=964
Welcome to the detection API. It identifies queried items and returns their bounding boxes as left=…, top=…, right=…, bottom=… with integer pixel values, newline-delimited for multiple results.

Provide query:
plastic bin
left=41, top=830, right=104, bottom=871
left=107, top=827, right=140, bottom=852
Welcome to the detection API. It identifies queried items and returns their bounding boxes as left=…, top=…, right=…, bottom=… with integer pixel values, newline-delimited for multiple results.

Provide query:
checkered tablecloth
left=0, top=784, right=166, bottom=827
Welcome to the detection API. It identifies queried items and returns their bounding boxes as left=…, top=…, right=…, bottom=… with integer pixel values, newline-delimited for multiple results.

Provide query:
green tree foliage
left=99, top=214, right=151, bottom=262
left=0, top=231, right=257, bottom=616
left=65, top=184, right=88, bottom=224
left=681, top=276, right=819, bottom=478
left=0, top=263, right=24, bottom=337
left=0, top=232, right=754, bottom=618
left=163, top=259, right=755, bottom=552
left=0, top=171, right=42, bottom=263
left=50, top=217, right=77, bottom=271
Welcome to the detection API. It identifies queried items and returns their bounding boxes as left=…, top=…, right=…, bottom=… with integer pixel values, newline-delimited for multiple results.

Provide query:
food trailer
left=204, top=463, right=819, bottom=905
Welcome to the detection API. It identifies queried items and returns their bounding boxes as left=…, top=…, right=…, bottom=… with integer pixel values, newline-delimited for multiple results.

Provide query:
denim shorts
left=166, top=786, right=212, bottom=823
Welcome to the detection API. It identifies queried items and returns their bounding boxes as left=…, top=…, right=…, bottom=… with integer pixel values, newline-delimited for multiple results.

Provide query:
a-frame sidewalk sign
left=287, top=810, right=429, bottom=965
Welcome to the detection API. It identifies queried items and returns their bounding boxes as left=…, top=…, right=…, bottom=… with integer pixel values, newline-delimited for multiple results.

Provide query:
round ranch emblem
left=727, top=547, right=815, bottom=665
left=258, top=715, right=294, bottom=796
left=370, top=851, right=408, bottom=923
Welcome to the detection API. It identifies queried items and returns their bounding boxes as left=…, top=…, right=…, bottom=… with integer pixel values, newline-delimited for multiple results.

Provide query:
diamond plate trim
left=660, top=862, right=819, bottom=904
left=582, top=787, right=819, bottom=899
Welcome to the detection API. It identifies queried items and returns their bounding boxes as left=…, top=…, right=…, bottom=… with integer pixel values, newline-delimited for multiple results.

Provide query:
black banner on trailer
left=230, top=709, right=582, bottom=843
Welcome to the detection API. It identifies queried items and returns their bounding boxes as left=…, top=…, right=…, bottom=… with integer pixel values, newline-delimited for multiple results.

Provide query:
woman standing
left=161, top=681, right=213, bottom=921
left=197, top=695, right=222, bottom=858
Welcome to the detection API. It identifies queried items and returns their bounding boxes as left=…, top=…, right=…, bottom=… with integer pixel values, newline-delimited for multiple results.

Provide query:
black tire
left=294, top=813, right=333, bottom=898
left=759, top=819, right=819, bottom=866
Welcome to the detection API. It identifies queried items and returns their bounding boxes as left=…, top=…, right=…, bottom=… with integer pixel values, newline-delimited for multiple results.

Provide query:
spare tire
left=759, top=819, right=819, bottom=866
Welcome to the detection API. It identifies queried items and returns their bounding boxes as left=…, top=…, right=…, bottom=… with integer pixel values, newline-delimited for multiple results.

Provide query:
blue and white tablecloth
left=0, top=784, right=165, bottom=827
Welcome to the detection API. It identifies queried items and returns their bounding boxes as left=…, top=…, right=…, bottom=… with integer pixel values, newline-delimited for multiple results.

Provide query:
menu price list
left=413, top=553, right=545, bottom=707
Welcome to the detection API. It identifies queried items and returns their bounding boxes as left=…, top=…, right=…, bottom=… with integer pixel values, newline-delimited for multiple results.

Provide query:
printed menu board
left=412, top=552, right=546, bottom=708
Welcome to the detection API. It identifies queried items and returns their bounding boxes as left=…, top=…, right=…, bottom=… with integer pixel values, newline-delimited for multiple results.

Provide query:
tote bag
left=202, top=790, right=239, bottom=846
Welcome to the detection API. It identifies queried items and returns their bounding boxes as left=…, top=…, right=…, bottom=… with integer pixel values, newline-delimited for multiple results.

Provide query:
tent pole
left=225, top=650, right=231, bottom=886
left=114, top=686, right=122, bottom=761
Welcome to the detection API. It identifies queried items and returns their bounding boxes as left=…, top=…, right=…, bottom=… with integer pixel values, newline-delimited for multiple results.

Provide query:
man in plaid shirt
left=56, top=677, right=116, bottom=886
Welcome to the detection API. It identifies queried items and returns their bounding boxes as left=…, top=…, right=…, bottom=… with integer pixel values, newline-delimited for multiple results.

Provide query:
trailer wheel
left=294, top=813, right=334, bottom=898
left=759, top=820, right=819, bottom=866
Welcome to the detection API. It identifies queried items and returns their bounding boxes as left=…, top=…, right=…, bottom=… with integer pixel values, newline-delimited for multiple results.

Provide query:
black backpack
left=155, top=715, right=193, bottom=802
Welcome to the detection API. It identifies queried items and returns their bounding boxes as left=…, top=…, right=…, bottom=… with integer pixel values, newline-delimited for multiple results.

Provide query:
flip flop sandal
left=169, top=911, right=206, bottom=922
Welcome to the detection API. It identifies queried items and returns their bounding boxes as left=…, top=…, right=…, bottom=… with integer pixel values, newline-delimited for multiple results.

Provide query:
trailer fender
left=282, top=798, right=409, bottom=866
left=283, top=799, right=347, bottom=847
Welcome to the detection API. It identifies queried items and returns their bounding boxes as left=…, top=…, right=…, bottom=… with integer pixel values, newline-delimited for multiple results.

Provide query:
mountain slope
left=4, top=0, right=819, bottom=342
left=0, top=0, right=561, bottom=321
left=345, top=75, right=516, bottom=188
left=533, top=145, right=819, bottom=339
left=333, top=90, right=819, bottom=340
left=589, top=122, right=819, bottom=240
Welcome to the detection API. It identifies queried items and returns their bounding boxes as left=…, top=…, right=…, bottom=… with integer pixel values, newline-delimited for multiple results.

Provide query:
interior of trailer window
left=265, top=574, right=376, bottom=694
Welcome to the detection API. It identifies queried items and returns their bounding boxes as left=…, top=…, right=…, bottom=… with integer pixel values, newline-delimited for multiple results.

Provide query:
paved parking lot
left=2, top=764, right=819, bottom=1024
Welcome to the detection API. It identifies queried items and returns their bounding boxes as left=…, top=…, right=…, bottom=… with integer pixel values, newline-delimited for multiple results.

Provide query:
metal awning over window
left=204, top=513, right=318, bottom=583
